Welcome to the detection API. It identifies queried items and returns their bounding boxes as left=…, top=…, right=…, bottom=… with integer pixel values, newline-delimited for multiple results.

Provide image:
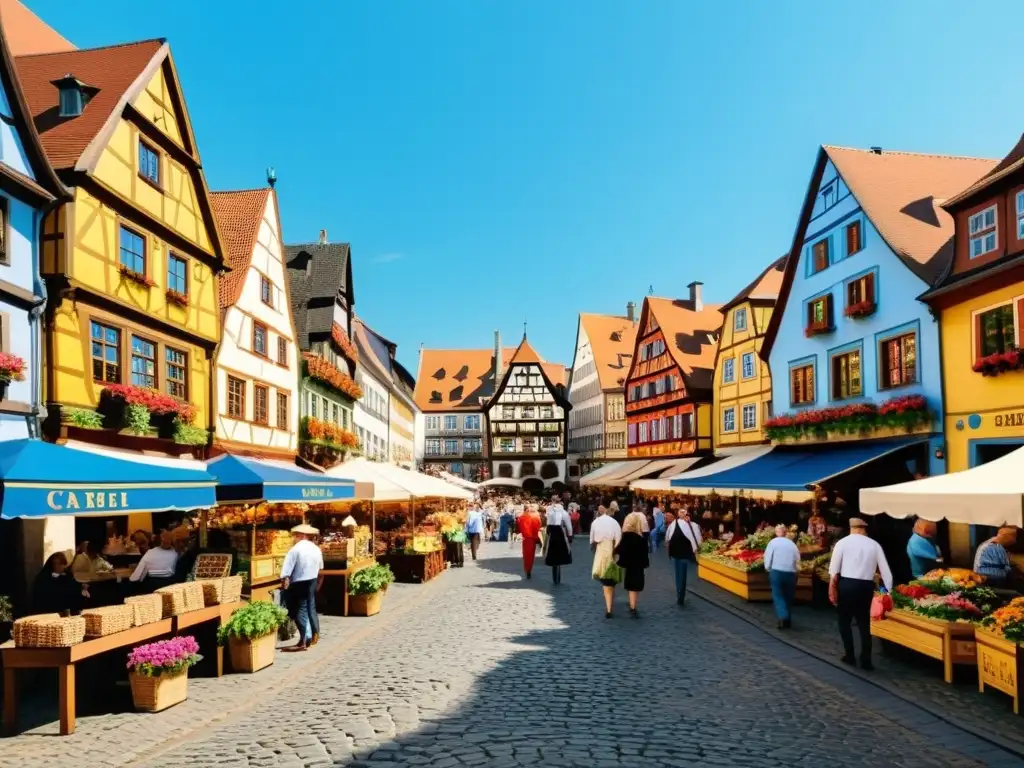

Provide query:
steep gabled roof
left=353, top=317, right=392, bottom=383
left=576, top=313, right=637, bottom=392
left=14, top=39, right=167, bottom=171
left=641, top=296, right=723, bottom=394
left=942, top=133, right=1024, bottom=210
left=210, top=188, right=272, bottom=309
left=720, top=255, right=787, bottom=314
left=0, top=0, right=74, bottom=56
left=0, top=12, right=66, bottom=203
left=507, top=336, right=542, bottom=365
left=762, top=145, right=997, bottom=359
left=284, top=241, right=353, bottom=350
left=491, top=336, right=572, bottom=412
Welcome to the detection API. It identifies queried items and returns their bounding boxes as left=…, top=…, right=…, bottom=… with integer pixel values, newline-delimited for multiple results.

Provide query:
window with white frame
left=1017, top=192, right=1024, bottom=239
left=968, top=205, right=998, bottom=258
left=464, top=414, right=480, bottom=430
left=734, top=309, right=747, bottom=332
left=444, top=439, right=458, bottom=454
left=723, top=358, right=735, bottom=383
left=541, top=436, right=558, bottom=451
left=426, top=439, right=442, bottom=455
left=499, top=437, right=515, bottom=452
left=723, top=407, right=736, bottom=433
left=638, top=422, right=648, bottom=443
left=742, top=403, right=756, bottom=430
left=741, top=352, right=755, bottom=379
left=444, top=415, right=457, bottom=430
left=426, top=415, right=440, bottom=430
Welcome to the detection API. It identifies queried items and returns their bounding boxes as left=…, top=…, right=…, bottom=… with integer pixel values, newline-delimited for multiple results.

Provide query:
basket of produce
left=155, top=584, right=190, bottom=617
left=221, top=575, right=243, bottom=604
left=17, top=616, right=86, bottom=648
left=197, top=579, right=226, bottom=606
left=125, top=594, right=163, bottom=626
left=82, top=604, right=133, bottom=637
left=12, top=613, right=59, bottom=646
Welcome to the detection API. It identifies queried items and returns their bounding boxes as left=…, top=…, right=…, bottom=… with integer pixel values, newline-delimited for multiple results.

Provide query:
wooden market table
left=696, top=556, right=813, bottom=603
left=318, top=558, right=375, bottom=617
left=870, top=608, right=977, bottom=684
left=378, top=549, right=444, bottom=584
left=2, top=618, right=173, bottom=736
left=976, top=626, right=1022, bottom=714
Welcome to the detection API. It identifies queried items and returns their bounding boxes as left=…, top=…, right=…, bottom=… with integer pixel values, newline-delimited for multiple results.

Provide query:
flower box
left=697, top=555, right=771, bottom=601
left=869, top=608, right=977, bottom=683
left=348, top=591, right=383, bottom=617
left=331, top=323, right=359, bottom=364
left=304, top=354, right=363, bottom=399
left=804, top=323, right=834, bottom=338
left=227, top=632, right=277, bottom=673
left=0, top=352, right=26, bottom=384
left=119, top=265, right=155, bottom=288
left=129, top=669, right=188, bottom=712
left=975, top=626, right=1022, bottom=714
left=126, top=636, right=201, bottom=712
left=165, top=289, right=188, bottom=308
left=765, top=394, right=932, bottom=443
left=973, top=348, right=1023, bottom=377
left=844, top=300, right=876, bottom=318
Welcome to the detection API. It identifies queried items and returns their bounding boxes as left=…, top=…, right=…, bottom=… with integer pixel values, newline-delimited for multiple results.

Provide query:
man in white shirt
left=129, top=530, right=178, bottom=584
left=828, top=517, right=893, bottom=671
left=764, top=525, right=801, bottom=629
left=666, top=507, right=702, bottom=606
left=281, top=524, right=324, bottom=651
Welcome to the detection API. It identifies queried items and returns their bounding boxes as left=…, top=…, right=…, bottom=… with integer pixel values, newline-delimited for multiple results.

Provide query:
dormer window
left=51, top=74, right=98, bottom=118
left=968, top=205, right=998, bottom=258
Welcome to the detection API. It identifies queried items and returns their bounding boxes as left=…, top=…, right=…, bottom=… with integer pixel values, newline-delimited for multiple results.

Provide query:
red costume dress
left=518, top=512, right=542, bottom=576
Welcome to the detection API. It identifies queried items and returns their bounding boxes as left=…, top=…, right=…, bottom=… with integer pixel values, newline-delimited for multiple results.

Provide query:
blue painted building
left=0, top=23, right=66, bottom=440
left=761, top=146, right=996, bottom=477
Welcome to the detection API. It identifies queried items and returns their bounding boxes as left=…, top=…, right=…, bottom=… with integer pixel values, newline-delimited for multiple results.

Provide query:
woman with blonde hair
left=617, top=508, right=650, bottom=618
left=590, top=505, right=622, bottom=618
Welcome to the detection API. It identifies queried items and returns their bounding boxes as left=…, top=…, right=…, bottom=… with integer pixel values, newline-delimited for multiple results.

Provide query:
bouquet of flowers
left=892, top=569, right=1000, bottom=622
left=982, top=597, right=1024, bottom=642
left=127, top=636, right=202, bottom=677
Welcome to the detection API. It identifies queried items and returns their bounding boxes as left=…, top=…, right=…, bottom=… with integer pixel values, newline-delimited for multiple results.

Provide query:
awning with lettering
left=206, top=455, right=358, bottom=505
left=0, top=439, right=217, bottom=518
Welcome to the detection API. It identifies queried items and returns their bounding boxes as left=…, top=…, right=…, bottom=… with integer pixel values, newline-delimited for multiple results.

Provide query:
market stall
left=328, top=459, right=472, bottom=584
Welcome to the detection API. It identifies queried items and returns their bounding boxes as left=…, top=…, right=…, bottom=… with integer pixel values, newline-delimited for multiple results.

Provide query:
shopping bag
left=600, top=562, right=625, bottom=585
left=870, top=591, right=893, bottom=620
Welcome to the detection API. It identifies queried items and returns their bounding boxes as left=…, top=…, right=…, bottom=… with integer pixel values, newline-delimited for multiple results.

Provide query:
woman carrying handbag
left=590, top=505, right=623, bottom=618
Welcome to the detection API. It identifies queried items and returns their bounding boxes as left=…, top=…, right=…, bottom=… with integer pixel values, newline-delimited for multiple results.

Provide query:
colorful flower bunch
left=891, top=569, right=1001, bottom=622
left=982, top=597, right=1024, bottom=642
left=764, top=394, right=931, bottom=441
left=301, top=416, right=360, bottom=449
left=304, top=354, right=363, bottom=400
left=102, top=383, right=197, bottom=423
left=972, top=347, right=1022, bottom=377
left=331, top=323, right=359, bottom=363
left=126, top=635, right=201, bottom=677
left=0, top=352, right=27, bottom=382
left=844, top=300, right=876, bottom=318
left=165, top=288, right=188, bottom=307
left=804, top=323, right=833, bottom=338
left=119, top=264, right=156, bottom=288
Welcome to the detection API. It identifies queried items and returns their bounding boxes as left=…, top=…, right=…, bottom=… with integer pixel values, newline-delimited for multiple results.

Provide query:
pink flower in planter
left=0, top=352, right=26, bottom=382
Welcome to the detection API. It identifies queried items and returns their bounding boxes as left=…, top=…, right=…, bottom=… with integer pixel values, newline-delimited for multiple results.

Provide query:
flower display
left=304, top=354, right=363, bottom=400
left=127, top=635, right=202, bottom=677
left=891, top=569, right=1001, bottom=622
left=165, top=288, right=189, bottom=307
left=972, top=347, right=1022, bottom=377
left=301, top=416, right=360, bottom=449
left=0, top=352, right=27, bottom=382
left=844, top=300, right=876, bottom=318
left=764, top=394, right=931, bottom=441
left=331, top=323, right=359, bottom=363
left=102, top=383, right=196, bottom=423
left=982, top=597, right=1024, bottom=642
left=119, top=264, right=155, bottom=288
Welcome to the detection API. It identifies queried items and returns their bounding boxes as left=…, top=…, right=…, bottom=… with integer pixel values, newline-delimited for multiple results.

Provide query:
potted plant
left=443, top=529, right=466, bottom=568
left=0, top=595, right=12, bottom=644
left=216, top=600, right=288, bottom=673
left=126, top=635, right=202, bottom=712
left=348, top=563, right=394, bottom=616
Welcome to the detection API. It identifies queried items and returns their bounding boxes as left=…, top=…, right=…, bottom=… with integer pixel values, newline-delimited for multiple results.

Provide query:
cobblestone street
left=3, top=542, right=1022, bottom=767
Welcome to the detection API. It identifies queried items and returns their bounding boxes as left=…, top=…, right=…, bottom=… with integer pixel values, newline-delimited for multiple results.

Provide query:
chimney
left=318, top=229, right=328, bottom=245
left=687, top=281, right=704, bottom=312
left=626, top=301, right=636, bottom=323
left=870, top=146, right=882, bottom=155
left=494, top=330, right=502, bottom=383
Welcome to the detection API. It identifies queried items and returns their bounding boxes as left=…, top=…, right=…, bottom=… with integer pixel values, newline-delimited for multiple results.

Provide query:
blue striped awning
left=670, top=437, right=927, bottom=494
left=206, top=454, right=356, bottom=505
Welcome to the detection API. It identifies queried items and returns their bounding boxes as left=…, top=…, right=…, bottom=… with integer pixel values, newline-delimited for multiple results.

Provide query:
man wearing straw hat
left=281, top=524, right=324, bottom=651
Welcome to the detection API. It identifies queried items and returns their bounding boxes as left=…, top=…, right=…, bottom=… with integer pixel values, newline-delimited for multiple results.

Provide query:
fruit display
left=891, top=569, right=1002, bottom=622
left=920, top=568, right=987, bottom=590
left=320, top=532, right=354, bottom=561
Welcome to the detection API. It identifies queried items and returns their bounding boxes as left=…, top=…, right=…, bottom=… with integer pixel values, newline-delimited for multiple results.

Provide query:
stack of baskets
left=154, top=583, right=205, bottom=617
left=125, top=594, right=163, bottom=627
left=12, top=614, right=86, bottom=648
left=81, top=604, right=134, bottom=637
left=196, top=575, right=244, bottom=606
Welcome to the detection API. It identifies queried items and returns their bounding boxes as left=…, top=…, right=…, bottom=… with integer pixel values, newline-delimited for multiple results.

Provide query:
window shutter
left=1017, top=298, right=1024, bottom=348
left=865, top=272, right=875, bottom=304
left=826, top=294, right=835, bottom=327
left=806, top=301, right=814, bottom=328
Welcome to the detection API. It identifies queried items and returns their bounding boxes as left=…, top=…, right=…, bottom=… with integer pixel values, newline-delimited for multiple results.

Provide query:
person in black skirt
left=543, top=496, right=573, bottom=584
left=618, top=509, right=650, bottom=618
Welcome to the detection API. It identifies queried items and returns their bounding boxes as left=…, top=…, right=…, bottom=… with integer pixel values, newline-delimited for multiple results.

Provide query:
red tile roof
left=942, top=133, right=1024, bottom=210
left=642, top=296, right=723, bottom=392
left=209, top=188, right=271, bottom=309
left=577, top=313, right=638, bottom=392
left=14, top=39, right=165, bottom=170
left=0, top=0, right=74, bottom=56
left=507, top=336, right=542, bottom=365
left=721, top=255, right=787, bottom=313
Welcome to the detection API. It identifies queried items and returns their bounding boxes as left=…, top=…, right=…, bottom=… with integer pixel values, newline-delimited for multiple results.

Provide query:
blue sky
left=26, top=1, right=1024, bottom=374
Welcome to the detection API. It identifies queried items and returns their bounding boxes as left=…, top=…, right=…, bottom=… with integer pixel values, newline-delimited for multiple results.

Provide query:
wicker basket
left=154, top=585, right=188, bottom=617
left=82, top=604, right=133, bottom=637
left=227, top=632, right=276, bottom=673
left=129, top=669, right=188, bottom=712
left=197, top=579, right=225, bottom=606
left=16, top=616, right=86, bottom=648
left=182, top=582, right=204, bottom=612
left=12, top=613, right=59, bottom=646
left=125, top=594, right=163, bottom=626
left=221, top=575, right=243, bottom=604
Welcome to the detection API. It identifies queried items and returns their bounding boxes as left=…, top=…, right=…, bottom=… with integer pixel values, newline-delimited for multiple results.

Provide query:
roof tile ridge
left=14, top=37, right=166, bottom=59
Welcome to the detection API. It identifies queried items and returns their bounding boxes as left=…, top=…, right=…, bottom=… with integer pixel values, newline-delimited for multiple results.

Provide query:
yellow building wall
left=131, top=63, right=185, bottom=149
left=939, top=280, right=1024, bottom=564
left=713, top=302, right=773, bottom=449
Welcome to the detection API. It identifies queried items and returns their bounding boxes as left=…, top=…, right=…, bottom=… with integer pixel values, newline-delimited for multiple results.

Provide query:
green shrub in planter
left=125, top=403, right=152, bottom=435
left=216, top=600, right=288, bottom=645
left=64, top=407, right=103, bottom=429
left=349, top=563, right=394, bottom=595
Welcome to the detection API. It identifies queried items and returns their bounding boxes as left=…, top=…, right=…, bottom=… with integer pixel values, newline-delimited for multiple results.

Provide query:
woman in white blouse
left=543, top=497, right=574, bottom=585
left=590, top=505, right=622, bottom=618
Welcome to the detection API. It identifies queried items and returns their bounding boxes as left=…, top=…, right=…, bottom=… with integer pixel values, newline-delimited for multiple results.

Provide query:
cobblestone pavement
left=687, top=568, right=1024, bottom=755
left=2, top=543, right=1021, bottom=767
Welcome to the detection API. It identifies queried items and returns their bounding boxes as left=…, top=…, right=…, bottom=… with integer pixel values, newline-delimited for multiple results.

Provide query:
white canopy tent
left=860, top=446, right=1024, bottom=527
left=439, top=471, right=480, bottom=492
left=478, top=477, right=525, bottom=489
left=327, top=459, right=473, bottom=502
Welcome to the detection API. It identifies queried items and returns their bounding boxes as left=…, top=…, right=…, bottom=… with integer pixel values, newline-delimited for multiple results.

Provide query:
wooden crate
left=696, top=556, right=771, bottom=601
left=975, top=626, right=1021, bottom=715
left=870, top=608, right=977, bottom=683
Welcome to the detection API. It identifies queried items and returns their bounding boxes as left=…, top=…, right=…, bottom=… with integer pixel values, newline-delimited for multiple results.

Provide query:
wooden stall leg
left=215, top=644, right=224, bottom=678
left=3, top=668, right=17, bottom=736
left=343, top=575, right=350, bottom=617
left=58, top=664, right=75, bottom=736
left=942, top=635, right=953, bottom=684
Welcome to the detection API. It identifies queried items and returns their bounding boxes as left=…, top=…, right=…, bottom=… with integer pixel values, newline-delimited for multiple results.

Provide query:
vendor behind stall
left=906, top=520, right=942, bottom=578
left=974, top=527, right=1018, bottom=587
left=70, top=540, right=113, bottom=582
left=129, top=530, right=178, bottom=588
left=33, top=552, right=89, bottom=615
